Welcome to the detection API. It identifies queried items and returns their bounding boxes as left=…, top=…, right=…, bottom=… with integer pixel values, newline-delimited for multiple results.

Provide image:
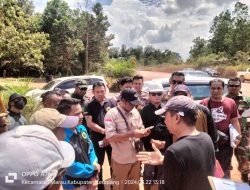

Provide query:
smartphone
left=148, top=126, right=155, bottom=130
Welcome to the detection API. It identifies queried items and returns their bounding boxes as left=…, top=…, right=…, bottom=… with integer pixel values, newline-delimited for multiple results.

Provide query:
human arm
left=231, top=117, right=241, bottom=146
left=136, top=143, right=164, bottom=165
left=86, top=115, right=105, bottom=134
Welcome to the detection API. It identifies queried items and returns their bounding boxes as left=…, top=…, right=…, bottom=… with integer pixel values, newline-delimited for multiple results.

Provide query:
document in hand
left=208, top=176, right=250, bottom=190
left=229, top=124, right=239, bottom=148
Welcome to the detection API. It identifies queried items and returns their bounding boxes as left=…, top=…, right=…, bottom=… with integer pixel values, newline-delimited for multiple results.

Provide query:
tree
left=0, top=0, right=49, bottom=76
left=41, top=0, right=83, bottom=75
left=230, top=2, right=250, bottom=55
left=209, top=10, right=233, bottom=54
left=189, top=37, right=210, bottom=59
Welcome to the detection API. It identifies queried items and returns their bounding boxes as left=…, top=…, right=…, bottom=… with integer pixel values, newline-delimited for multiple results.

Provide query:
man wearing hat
left=72, top=80, right=89, bottom=112
left=29, top=108, right=79, bottom=140
left=7, top=93, right=27, bottom=130
left=0, top=124, right=75, bottom=190
left=137, top=96, right=215, bottom=190
left=140, top=81, right=172, bottom=190
left=105, top=89, right=151, bottom=190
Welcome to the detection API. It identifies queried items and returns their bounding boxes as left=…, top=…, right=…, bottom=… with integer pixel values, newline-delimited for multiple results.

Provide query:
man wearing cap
left=29, top=107, right=79, bottom=141
left=7, top=93, right=27, bottom=130
left=226, top=77, right=250, bottom=183
left=0, top=124, right=75, bottom=190
left=105, top=89, right=151, bottom=190
left=72, top=80, right=89, bottom=112
left=141, top=82, right=172, bottom=190
left=57, top=98, right=100, bottom=190
left=137, top=96, right=215, bottom=190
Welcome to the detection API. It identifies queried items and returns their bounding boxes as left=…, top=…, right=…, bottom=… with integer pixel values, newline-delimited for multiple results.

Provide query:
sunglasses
left=228, top=85, right=240, bottom=88
left=150, top=92, right=163, bottom=96
left=171, top=80, right=183, bottom=85
left=80, top=87, right=87, bottom=91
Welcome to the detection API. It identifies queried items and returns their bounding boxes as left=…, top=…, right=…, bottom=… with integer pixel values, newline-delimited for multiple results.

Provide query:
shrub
left=102, top=58, right=136, bottom=78
left=0, top=79, right=40, bottom=120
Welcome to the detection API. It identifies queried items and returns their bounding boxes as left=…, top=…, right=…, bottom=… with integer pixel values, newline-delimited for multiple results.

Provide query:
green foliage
left=0, top=78, right=40, bottom=119
left=40, top=1, right=112, bottom=75
left=189, top=2, right=250, bottom=64
left=108, top=45, right=183, bottom=65
left=0, top=0, right=50, bottom=74
left=102, top=58, right=136, bottom=78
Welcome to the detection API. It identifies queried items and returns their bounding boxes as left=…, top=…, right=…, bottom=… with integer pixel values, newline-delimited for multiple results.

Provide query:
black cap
left=121, top=89, right=141, bottom=106
left=8, top=93, right=27, bottom=104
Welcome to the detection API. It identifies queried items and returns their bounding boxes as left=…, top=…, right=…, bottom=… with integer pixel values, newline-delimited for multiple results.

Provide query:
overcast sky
left=33, top=0, right=250, bottom=60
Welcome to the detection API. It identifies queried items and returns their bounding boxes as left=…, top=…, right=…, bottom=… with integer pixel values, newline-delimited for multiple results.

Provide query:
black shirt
left=161, top=133, right=215, bottom=190
left=85, top=98, right=115, bottom=141
left=141, top=102, right=172, bottom=151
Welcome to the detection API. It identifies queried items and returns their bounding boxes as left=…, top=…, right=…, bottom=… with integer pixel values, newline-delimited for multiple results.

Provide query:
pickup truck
left=237, top=68, right=250, bottom=82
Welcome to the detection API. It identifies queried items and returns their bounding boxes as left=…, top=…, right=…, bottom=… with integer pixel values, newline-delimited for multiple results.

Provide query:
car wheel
left=240, top=75, right=245, bottom=83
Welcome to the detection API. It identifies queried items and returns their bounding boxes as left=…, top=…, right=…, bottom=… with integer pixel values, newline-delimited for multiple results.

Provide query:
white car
left=143, top=76, right=229, bottom=101
left=26, top=75, right=109, bottom=101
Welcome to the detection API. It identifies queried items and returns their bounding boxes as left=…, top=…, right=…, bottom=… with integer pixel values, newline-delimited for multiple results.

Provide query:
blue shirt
left=63, top=125, right=97, bottom=189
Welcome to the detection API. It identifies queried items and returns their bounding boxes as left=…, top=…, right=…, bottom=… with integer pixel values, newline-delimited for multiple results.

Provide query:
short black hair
left=57, top=98, right=80, bottom=115
left=92, top=81, right=106, bottom=90
left=228, top=77, right=241, bottom=86
left=132, top=75, right=143, bottom=82
left=209, top=79, right=225, bottom=89
left=119, top=76, right=133, bottom=86
left=41, top=90, right=62, bottom=104
left=170, top=72, right=185, bottom=82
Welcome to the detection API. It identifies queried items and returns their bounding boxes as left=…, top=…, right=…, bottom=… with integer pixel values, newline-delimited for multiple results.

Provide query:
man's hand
left=150, top=139, right=165, bottom=150
left=133, top=128, right=151, bottom=138
left=136, top=144, right=164, bottom=165
left=103, top=137, right=110, bottom=147
left=93, top=163, right=100, bottom=173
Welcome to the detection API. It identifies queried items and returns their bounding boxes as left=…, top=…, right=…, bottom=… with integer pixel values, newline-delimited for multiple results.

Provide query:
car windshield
left=42, top=80, right=61, bottom=90
left=187, top=84, right=228, bottom=100
left=148, top=81, right=228, bottom=100
left=182, top=71, right=210, bottom=77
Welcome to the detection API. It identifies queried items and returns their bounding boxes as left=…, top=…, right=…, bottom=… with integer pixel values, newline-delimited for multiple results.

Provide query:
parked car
left=178, top=70, right=211, bottom=77
left=237, top=68, right=250, bottom=82
left=144, top=76, right=228, bottom=101
left=203, top=68, right=220, bottom=77
left=26, top=75, right=109, bottom=102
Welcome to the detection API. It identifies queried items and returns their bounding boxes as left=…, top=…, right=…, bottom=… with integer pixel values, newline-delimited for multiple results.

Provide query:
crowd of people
left=0, top=73, right=250, bottom=190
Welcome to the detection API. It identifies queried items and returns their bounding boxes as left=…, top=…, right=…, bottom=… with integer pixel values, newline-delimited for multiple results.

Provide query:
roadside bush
left=0, top=79, right=40, bottom=120
left=102, top=58, right=136, bottom=78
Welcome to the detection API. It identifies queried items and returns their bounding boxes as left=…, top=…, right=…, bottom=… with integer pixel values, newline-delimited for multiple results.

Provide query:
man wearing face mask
left=7, top=93, right=27, bottom=130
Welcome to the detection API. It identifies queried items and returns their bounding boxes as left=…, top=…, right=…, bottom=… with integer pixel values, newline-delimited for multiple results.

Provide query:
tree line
left=0, top=0, right=112, bottom=77
left=108, top=44, right=183, bottom=65
left=188, top=2, right=250, bottom=67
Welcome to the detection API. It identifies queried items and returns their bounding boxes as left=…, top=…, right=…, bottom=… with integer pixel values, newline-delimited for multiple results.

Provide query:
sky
left=33, top=0, right=250, bottom=60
